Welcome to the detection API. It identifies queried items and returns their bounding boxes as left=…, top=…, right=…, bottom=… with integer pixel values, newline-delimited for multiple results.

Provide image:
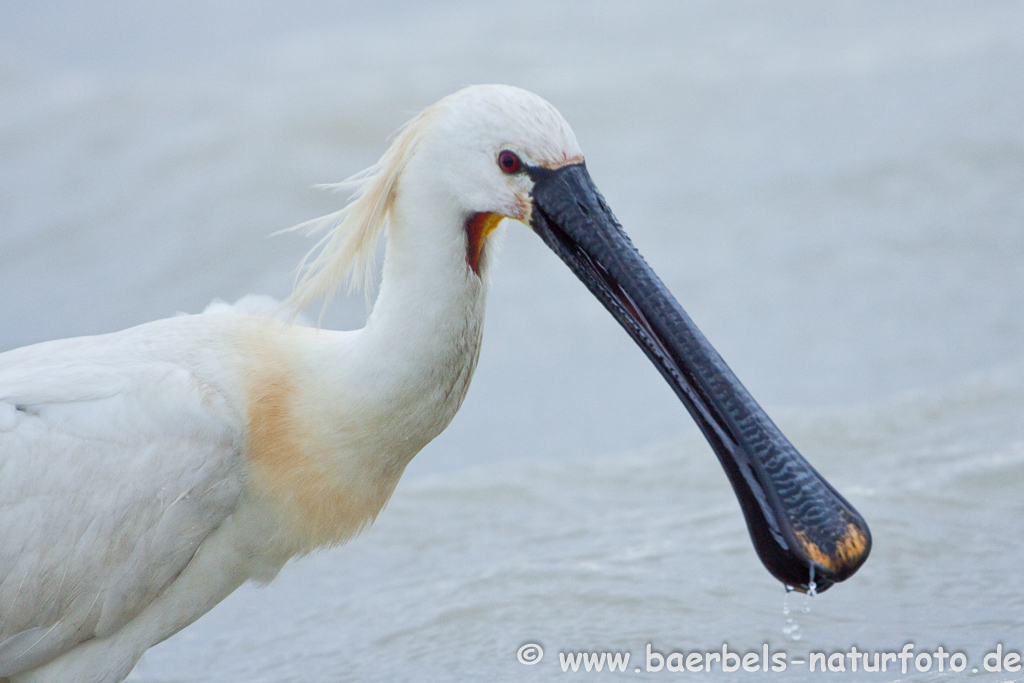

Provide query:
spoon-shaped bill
left=527, top=163, right=870, bottom=593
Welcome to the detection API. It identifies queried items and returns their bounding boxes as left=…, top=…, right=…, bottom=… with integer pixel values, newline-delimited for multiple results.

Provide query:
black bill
left=527, top=162, right=870, bottom=593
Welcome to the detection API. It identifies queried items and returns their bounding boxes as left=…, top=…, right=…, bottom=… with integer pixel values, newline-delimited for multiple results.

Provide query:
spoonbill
left=0, top=85, right=869, bottom=682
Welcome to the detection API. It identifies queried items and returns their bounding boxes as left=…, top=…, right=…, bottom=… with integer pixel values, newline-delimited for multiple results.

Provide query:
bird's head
left=405, top=84, right=582, bottom=223
left=386, top=85, right=588, bottom=277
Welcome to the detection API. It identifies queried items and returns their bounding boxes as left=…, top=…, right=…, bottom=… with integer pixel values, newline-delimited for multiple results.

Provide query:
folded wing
left=0, top=338, right=244, bottom=676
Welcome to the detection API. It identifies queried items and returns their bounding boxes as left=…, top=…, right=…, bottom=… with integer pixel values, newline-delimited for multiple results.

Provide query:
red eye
left=497, top=150, right=522, bottom=174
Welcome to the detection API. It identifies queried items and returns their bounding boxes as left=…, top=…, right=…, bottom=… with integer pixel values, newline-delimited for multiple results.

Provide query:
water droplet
left=798, top=589, right=815, bottom=614
left=782, top=565, right=819, bottom=640
left=782, top=588, right=802, bottom=641
left=803, top=565, right=816, bottom=611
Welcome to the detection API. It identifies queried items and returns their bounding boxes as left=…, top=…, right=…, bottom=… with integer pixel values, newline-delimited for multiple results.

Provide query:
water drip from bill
left=783, top=566, right=817, bottom=641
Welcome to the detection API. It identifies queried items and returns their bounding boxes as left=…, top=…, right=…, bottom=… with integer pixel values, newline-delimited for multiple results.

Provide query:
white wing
left=0, top=327, right=245, bottom=676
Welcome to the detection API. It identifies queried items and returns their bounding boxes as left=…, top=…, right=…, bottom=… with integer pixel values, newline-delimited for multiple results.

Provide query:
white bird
left=0, top=85, right=869, bottom=682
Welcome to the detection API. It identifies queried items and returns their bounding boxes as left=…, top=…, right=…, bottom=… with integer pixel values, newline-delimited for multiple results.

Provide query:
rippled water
left=2, top=2, right=1023, bottom=681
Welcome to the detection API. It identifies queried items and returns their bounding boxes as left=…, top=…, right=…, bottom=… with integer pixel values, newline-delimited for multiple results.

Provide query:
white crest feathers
left=282, top=107, right=434, bottom=318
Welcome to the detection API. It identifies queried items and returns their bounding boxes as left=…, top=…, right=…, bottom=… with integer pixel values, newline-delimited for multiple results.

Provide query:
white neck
left=340, top=185, right=491, bottom=472
left=237, top=186, right=494, bottom=554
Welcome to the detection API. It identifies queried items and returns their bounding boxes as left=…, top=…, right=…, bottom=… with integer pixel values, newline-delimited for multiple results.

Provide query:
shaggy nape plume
left=281, top=107, right=435, bottom=321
